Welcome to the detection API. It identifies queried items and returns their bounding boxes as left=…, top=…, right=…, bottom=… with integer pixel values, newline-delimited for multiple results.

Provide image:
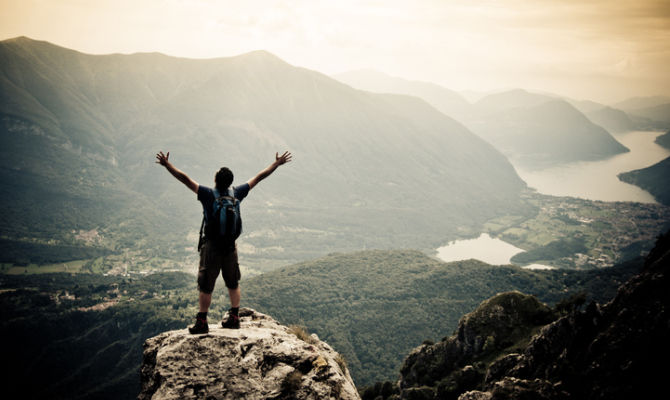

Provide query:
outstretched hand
left=155, top=151, right=170, bottom=166
left=275, top=151, right=292, bottom=166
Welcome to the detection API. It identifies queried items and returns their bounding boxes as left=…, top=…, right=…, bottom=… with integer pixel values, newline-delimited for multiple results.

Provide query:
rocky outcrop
left=386, top=234, right=670, bottom=400
left=480, top=231, right=670, bottom=400
left=138, top=308, right=360, bottom=400
left=398, top=291, right=555, bottom=398
left=384, top=232, right=670, bottom=400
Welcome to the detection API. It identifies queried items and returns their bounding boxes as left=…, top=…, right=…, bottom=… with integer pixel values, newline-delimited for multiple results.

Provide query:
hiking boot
left=221, top=314, right=240, bottom=329
left=188, top=316, right=209, bottom=334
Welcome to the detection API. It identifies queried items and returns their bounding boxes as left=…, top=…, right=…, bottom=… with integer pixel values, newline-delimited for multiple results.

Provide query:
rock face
left=138, top=308, right=360, bottom=400
left=486, top=231, right=670, bottom=400
left=387, top=232, right=670, bottom=400
left=398, top=291, right=555, bottom=398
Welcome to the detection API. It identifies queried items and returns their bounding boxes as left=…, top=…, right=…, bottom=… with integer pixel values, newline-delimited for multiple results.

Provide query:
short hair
left=215, top=167, right=234, bottom=190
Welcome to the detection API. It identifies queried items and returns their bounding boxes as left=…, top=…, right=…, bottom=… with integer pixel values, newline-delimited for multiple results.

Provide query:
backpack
left=198, top=187, right=242, bottom=250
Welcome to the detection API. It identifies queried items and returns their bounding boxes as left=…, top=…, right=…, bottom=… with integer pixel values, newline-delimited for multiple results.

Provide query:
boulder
left=138, top=308, right=359, bottom=400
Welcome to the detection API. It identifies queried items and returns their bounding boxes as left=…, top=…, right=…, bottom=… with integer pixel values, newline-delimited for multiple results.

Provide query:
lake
left=436, top=233, right=554, bottom=270
left=515, top=131, right=670, bottom=203
left=436, top=130, right=668, bottom=268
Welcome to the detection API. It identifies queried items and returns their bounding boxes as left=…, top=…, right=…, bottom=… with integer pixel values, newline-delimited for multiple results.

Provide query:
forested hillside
left=655, top=130, right=670, bottom=149
left=618, top=156, right=670, bottom=206
left=243, top=250, right=640, bottom=385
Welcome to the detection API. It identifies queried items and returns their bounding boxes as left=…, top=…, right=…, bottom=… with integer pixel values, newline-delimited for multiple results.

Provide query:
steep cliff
left=397, top=292, right=557, bottom=399
left=138, top=308, right=360, bottom=400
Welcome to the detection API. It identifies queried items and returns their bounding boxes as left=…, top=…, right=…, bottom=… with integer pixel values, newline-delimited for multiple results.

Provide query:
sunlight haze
left=1, top=0, right=669, bottom=102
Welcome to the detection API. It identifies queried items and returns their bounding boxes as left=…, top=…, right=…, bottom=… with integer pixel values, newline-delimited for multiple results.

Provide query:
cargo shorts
left=197, top=240, right=241, bottom=293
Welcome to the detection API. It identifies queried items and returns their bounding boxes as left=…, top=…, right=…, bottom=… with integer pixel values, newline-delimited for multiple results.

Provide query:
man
left=155, top=150, right=292, bottom=333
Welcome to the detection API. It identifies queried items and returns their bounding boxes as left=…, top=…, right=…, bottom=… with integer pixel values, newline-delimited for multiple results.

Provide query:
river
left=515, top=131, right=670, bottom=203
left=436, top=130, right=668, bottom=267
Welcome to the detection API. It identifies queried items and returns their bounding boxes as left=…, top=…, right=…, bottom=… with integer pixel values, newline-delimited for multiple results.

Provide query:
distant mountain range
left=0, top=37, right=527, bottom=269
left=333, top=70, right=471, bottom=120
left=468, top=91, right=629, bottom=168
left=334, top=70, right=670, bottom=168
left=613, top=95, right=670, bottom=112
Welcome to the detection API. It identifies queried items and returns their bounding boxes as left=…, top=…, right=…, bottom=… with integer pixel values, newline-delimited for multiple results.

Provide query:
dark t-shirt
left=198, top=183, right=250, bottom=224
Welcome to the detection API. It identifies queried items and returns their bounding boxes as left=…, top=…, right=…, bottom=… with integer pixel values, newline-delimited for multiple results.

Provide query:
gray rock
left=399, top=291, right=553, bottom=389
left=458, top=391, right=492, bottom=400
left=489, top=377, right=568, bottom=400
left=138, top=308, right=359, bottom=400
left=485, top=353, right=522, bottom=386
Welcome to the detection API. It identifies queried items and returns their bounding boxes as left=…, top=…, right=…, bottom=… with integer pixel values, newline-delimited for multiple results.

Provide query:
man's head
left=215, top=167, right=234, bottom=190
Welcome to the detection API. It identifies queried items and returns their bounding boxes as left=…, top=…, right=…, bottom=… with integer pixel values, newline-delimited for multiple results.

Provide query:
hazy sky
left=1, top=0, right=669, bottom=102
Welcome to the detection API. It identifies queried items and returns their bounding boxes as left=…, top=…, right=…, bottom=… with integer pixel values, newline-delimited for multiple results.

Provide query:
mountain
left=366, top=232, right=670, bottom=400
left=471, top=89, right=556, bottom=115
left=0, top=272, right=196, bottom=400
left=395, top=291, right=556, bottom=399
left=565, top=98, right=607, bottom=114
left=624, top=102, right=670, bottom=125
left=330, top=76, right=630, bottom=168
left=656, top=130, right=670, bottom=150
left=468, top=96, right=629, bottom=168
left=138, top=308, right=360, bottom=400
left=613, top=95, right=670, bottom=111
left=333, top=69, right=471, bottom=120
left=0, top=37, right=527, bottom=270
left=584, top=106, right=637, bottom=133
left=614, top=96, right=670, bottom=127
left=618, top=156, right=670, bottom=206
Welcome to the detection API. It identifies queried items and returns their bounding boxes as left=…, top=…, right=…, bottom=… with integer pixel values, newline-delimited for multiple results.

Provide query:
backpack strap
left=197, top=215, right=206, bottom=251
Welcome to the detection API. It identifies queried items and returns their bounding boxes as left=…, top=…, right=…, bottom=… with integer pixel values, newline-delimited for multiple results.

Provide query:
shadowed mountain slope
left=655, top=130, right=670, bottom=150
left=618, top=156, right=670, bottom=206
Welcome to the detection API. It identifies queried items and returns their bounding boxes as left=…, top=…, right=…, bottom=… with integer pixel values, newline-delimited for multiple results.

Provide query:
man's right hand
left=274, top=151, right=292, bottom=166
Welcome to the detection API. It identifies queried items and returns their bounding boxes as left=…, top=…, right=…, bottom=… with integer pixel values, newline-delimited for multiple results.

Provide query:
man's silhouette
left=156, top=150, right=292, bottom=333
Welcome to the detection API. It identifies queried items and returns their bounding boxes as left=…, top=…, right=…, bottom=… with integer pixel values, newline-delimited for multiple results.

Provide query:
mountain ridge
left=0, top=36, right=527, bottom=270
left=333, top=70, right=631, bottom=168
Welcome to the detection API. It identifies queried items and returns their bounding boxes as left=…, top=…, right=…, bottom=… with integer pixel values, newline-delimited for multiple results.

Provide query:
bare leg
left=199, top=291, right=212, bottom=313
left=228, top=287, right=241, bottom=308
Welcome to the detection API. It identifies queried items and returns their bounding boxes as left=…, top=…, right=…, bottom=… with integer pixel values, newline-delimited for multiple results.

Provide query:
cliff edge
left=138, top=308, right=360, bottom=400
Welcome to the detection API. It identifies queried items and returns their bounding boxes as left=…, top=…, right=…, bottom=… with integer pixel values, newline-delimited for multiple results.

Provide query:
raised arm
left=155, top=151, right=199, bottom=194
left=247, top=151, right=292, bottom=189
